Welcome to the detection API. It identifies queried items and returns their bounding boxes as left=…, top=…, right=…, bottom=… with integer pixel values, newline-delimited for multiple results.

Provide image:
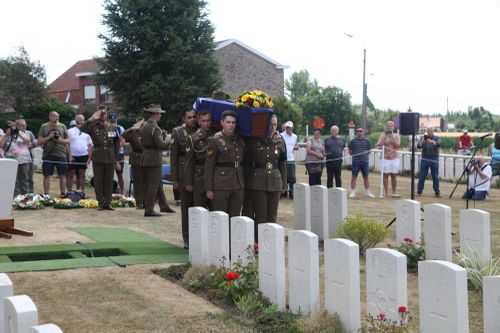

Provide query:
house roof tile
left=48, top=59, right=99, bottom=93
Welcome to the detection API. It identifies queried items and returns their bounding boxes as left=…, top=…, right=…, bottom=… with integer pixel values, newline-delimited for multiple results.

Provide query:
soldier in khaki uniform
left=81, top=106, right=120, bottom=210
left=122, top=118, right=146, bottom=208
left=185, top=110, right=214, bottom=208
left=205, top=110, right=245, bottom=217
left=140, top=104, right=170, bottom=217
left=246, top=115, right=287, bottom=241
left=171, top=109, right=197, bottom=248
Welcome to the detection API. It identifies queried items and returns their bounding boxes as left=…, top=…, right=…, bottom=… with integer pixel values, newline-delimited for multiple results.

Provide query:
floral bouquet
left=54, top=198, right=84, bottom=209
left=12, top=193, right=53, bottom=210
left=235, top=90, right=273, bottom=109
left=111, top=196, right=136, bottom=208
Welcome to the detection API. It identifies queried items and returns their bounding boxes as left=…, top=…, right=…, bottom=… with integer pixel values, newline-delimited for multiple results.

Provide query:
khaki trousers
left=93, top=162, right=115, bottom=206
left=251, top=190, right=281, bottom=242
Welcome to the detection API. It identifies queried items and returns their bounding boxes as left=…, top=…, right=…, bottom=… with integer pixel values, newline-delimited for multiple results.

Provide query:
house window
left=100, top=85, right=113, bottom=103
left=84, top=85, right=96, bottom=104
left=64, top=90, right=71, bottom=104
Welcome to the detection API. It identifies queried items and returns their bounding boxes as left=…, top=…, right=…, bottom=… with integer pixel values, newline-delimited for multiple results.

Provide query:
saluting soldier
left=121, top=117, right=146, bottom=208
left=140, top=104, right=171, bottom=217
left=81, top=105, right=120, bottom=210
left=185, top=110, right=214, bottom=208
left=245, top=114, right=287, bottom=241
left=205, top=110, right=245, bottom=217
left=171, top=108, right=197, bottom=249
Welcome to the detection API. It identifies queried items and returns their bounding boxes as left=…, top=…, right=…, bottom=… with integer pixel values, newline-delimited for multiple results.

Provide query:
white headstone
left=424, top=204, right=452, bottom=261
left=439, top=156, right=445, bottom=177
left=3, top=295, right=38, bottom=333
left=324, top=239, right=361, bottom=332
left=395, top=199, right=421, bottom=244
left=454, top=158, right=464, bottom=180
left=29, top=324, right=63, bottom=333
left=0, top=273, right=14, bottom=333
left=483, top=276, right=500, bottom=333
left=230, top=216, right=254, bottom=267
left=459, top=209, right=490, bottom=262
left=293, top=183, right=311, bottom=231
left=288, top=230, right=320, bottom=315
left=188, top=207, right=209, bottom=265
left=366, top=248, right=407, bottom=323
left=0, top=159, right=18, bottom=218
left=445, top=157, right=454, bottom=180
left=327, top=188, right=347, bottom=238
left=207, top=211, right=230, bottom=267
left=368, top=151, right=375, bottom=168
left=258, top=223, right=286, bottom=310
left=418, top=260, right=469, bottom=333
left=403, top=154, right=411, bottom=173
left=374, top=151, right=381, bottom=171
left=310, top=185, right=328, bottom=240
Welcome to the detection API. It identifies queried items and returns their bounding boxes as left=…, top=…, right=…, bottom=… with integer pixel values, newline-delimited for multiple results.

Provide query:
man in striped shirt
left=347, top=128, right=375, bottom=198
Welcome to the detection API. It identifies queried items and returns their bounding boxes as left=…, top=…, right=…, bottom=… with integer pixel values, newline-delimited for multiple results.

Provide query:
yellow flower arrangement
left=235, top=90, right=273, bottom=109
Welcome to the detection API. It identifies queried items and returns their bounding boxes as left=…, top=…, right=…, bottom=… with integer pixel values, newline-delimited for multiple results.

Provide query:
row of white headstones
left=0, top=273, right=62, bottom=333
left=188, top=183, right=500, bottom=333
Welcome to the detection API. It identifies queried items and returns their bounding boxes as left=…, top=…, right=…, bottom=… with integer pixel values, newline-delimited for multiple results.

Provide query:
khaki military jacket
left=122, top=128, right=143, bottom=166
left=245, top=132, right=287, bottom=192
left=205, top=131, right=245, bottom=191
left=140, top=119, right=168, bottom=167
left=185, top=128, right=214, bottom=190
left=81, top=119, right=119, bottom=163
left=170, top=124, right=196, bottom=186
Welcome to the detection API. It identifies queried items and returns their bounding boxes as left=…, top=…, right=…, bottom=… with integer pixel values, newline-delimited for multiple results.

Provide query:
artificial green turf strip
left=0, top=255, right=12, bottom=263
left=0, top=254, right=188, bottom=273
left=69, top=227, right=164, bottom=243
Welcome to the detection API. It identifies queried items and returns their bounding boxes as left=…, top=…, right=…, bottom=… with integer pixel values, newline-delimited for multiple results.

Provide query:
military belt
left=254, top=162, right=279, bottom=170
left=217, top=161, right=240, bottom=168
left=195, top=158, right=206, bottom=165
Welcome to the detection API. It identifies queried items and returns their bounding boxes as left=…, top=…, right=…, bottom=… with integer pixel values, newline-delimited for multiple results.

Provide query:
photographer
left=0, top=121, right=32, bottom=196
left=417, top=127, right=442, bottom=197
left=38, top=111, right=70, bottom=197
left=461, top=156, right=492, bottom=200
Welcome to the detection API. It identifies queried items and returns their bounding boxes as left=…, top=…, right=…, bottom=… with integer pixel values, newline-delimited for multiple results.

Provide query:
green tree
left=96, top=0, right=222, bottom=128
left=0, top=46, right=46, bottom=115
left=285, top=70, right=320, bottom=103
left=271, top=96, right=304, bottom=134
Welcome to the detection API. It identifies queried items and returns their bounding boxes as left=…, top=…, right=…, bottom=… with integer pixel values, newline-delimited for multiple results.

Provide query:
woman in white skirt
left=376, top=121, right=401, bottom=197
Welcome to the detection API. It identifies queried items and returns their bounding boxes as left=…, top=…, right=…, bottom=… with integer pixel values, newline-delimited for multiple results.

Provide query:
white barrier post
left=379, top=146, right=385, bottom=198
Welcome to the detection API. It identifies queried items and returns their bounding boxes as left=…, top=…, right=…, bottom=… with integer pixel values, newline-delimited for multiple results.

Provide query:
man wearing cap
left=67, top=114, right=93, bottom=192
left=280, top=121, right=298, bottom=199
left=109, top=113, right=126, bottom=194
left=459, top=129, right=472, bottom=150
left=205, top=110, right=245, bottom=217
left=185, top=110, right=214, bottom=208
left=171, top=108, right=197, bottom=247
left=140, top=104, right=170, bottom=217
left=81, top=106, right=120, bottom=210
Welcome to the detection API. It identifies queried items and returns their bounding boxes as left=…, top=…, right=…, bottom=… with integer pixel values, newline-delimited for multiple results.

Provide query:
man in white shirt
left=280, top=121, right=298, bottom=199
left=461, top=156, right=492, bottom=201
left=68, top=114, right=93, bottom=192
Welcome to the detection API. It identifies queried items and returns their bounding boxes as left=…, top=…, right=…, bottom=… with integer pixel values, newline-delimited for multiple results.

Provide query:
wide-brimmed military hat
left=143, top=104, right=166, bottom=113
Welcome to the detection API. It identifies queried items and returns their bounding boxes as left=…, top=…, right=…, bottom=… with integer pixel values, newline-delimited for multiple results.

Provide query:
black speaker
left=400, top=112, right=419, bottom=135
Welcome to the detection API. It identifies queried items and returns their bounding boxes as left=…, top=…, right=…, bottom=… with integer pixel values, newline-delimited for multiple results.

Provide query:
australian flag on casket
left=194, top=97, right=274, bottom=138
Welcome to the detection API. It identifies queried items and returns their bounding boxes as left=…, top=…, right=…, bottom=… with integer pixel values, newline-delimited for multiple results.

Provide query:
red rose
left=379, top=313, right=386, bottom=319
left=398, top=306, right=407, bottom=313
left=404, top=237, right=413, bottom=243
left=246, top=98, right=252, bottom=106
left=254, top=242, right=259, bottom=250
left=226, top=271, right=240, bottom=281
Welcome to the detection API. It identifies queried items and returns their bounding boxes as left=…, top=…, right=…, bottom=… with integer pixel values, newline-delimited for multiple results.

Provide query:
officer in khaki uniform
left=81, top=106, right=120, bottom=210
left=122, top=118, right=146, bottom=208
left=246, top=115, right=287, bottom=241
left=185, top=110, right=214, bottom=208
left=171, top=109, right=197, bottom=248
left=140, top=104, right=170, bottom=217
left=205, top=110, right=245, bottom=217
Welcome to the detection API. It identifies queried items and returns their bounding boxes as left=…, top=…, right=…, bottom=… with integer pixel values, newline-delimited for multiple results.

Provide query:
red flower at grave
left=226, top=271, right=240, bottom=281
left=254, top=242, right=259, bottom=251
left=403, top=237, right=413, bottom=243
left=379, top=313, right=386, bottom=319
left=398, top=306, right=407, bottom=313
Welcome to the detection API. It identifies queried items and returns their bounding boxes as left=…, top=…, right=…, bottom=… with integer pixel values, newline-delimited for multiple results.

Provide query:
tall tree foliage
left=284, top=70, right=320, bottom=103
left=96, top=0, right=222, bottom=127
left=0, top=47, right=46, bottom=115
left=272, top=96, right=304, bottom=134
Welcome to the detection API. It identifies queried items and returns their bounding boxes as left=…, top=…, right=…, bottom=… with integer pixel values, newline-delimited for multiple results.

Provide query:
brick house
left=47, top=59, right=114, bottom=109
left=214, top=39, right=288, bottom=97
left=47, top=39, right=288, bottom=107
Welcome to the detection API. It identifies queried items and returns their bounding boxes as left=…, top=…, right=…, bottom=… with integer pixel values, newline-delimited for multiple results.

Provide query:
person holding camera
left=37, top=111, right=70, bottom=197
left=376, top=121, right=401, bottom=197
left=417, top=127, right=442, bottom=198
left=1, top=121, right=32, bottom=196
left=15, top=119, right=37, bottom=193
left=461, top=156, right=492, bottom=200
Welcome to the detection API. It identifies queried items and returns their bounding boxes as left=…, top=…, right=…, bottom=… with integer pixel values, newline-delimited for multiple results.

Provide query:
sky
left=1, top=0, right=500, bottom=115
